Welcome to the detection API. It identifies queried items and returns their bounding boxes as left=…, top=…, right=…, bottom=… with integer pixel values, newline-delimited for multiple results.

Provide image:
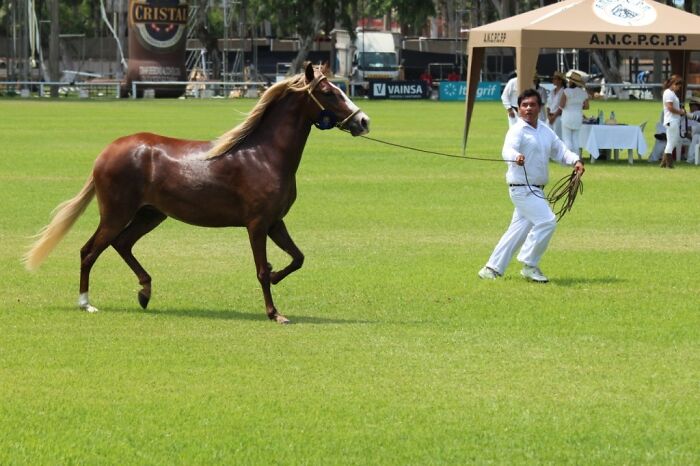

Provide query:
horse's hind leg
left=111, top=206, right=167, bottom=309
left=267, top=220, right=304, bottom=285
left=79, top=219, right=131, bottom=312
left=247, top=222, right=290, bottom=324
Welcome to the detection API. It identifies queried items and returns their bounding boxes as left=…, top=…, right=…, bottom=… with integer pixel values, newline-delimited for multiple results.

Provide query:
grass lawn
left=1, top=96, right=699, bottom=464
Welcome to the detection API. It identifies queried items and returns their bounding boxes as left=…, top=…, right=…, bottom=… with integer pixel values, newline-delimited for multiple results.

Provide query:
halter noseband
left=307, top=75, right=362, bottom=130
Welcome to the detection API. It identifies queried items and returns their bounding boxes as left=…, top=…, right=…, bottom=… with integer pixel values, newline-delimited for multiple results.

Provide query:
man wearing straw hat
left=559, top=70, right=590, bottom=154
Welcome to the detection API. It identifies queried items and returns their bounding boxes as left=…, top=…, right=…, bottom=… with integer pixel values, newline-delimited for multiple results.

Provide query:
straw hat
left=552, top=71, right=566, bottom=81
left=567, top=71, right=586, bottom=88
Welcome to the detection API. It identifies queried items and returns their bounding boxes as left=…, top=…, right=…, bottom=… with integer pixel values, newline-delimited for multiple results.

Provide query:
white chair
left=648, top=122, right=665, bottom=162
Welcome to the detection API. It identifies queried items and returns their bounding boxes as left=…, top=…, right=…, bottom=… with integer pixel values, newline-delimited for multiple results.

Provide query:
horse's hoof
left=275, top=314, right=291, bottom=324
left=80, top=304, right=99, bottom=313
left=138, top=290, right=150, bottom=309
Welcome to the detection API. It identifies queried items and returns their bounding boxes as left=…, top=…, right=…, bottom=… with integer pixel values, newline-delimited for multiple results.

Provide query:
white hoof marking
left=78, top=292, right=99, bottom=313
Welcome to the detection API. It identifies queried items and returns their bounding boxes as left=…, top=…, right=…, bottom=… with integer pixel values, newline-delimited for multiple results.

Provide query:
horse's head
left=304, top=63, right=370, bottom=136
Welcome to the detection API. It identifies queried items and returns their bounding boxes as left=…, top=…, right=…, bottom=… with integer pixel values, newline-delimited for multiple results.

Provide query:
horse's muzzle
left=346, top=112, right=370, bottom=136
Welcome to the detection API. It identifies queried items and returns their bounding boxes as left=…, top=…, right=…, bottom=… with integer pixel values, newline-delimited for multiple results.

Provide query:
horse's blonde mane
left=205, top=73, right=311, bottom=159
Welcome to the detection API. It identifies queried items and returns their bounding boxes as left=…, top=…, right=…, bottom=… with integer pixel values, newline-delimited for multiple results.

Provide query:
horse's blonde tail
left=23, top=175, right=96, bottom=271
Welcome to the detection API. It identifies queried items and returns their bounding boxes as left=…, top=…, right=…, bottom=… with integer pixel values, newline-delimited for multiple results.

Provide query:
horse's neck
left=250, top=93, right=312, bottom=173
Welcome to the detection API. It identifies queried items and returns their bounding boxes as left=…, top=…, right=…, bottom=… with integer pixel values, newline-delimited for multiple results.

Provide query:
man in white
left=478, top=89, right=585, bottom=283
left=501, top=74, right=519, bottom=127
left=685, top=98, right=700, bottom=163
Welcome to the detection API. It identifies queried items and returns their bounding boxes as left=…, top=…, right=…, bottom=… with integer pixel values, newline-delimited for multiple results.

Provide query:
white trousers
left=548, top=117, right=563, bottom=139
left=561, top=126, right=581, bottom=153
left=664, top=121, right=682, bottom=155
left=485, top=186, right=557, bottom=274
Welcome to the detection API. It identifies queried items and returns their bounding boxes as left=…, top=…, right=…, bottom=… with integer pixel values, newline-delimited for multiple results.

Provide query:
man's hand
left=574, top=160, right=585, bottom=174
left=516, top=154, right=525, bottom=166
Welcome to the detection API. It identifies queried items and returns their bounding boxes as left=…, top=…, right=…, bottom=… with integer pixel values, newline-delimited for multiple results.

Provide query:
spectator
left=546, top=71, right=566, bottom=138
left=501, top=73, right=519, bottom=127
left=660, top=76, right=686, bottom=168
left=559, top=70, right=590, bottom=153
left=420, top=68, right=433, bottom=87
left=533, top=73, right=549, bottom=122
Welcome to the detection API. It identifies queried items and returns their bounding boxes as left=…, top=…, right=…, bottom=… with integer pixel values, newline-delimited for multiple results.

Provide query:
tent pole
left=462, top=46, right=485, bottom=154
left=516, top=46, right=540, bottom=102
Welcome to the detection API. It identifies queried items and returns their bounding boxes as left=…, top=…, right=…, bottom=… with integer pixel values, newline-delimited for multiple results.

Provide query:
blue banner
left=368, top=80, right=428, bottom=99
left=438, top=81, right=502, bottom=101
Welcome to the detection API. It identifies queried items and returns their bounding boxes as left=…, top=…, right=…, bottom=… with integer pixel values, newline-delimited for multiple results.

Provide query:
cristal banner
left=127, top=0, right=188, bottom=97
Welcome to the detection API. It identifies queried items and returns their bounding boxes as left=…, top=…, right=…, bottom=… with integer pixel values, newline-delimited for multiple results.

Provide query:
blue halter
left=307, top=75, right=361, bottom=131
left=314, top=109, right=338, bottom=130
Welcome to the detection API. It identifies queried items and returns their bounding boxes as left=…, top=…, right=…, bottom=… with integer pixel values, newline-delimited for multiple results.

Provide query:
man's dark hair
left=518, top=88, right=542, bottom=106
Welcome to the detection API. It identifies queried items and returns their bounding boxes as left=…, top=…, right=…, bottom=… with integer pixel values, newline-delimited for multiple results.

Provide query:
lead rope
left=342, top=131, right=583, bottom=221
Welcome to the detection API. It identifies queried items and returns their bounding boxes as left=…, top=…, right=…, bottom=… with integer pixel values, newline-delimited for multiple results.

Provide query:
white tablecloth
left=579, top=124, right=647, bottom=162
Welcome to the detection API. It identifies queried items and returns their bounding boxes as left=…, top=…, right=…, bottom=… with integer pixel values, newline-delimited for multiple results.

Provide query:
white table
left=579, top=124, right=647, bottom=164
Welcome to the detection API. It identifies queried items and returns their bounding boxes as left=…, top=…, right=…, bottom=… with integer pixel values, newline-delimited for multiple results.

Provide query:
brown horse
left=24, top=63, right=370, bottom=324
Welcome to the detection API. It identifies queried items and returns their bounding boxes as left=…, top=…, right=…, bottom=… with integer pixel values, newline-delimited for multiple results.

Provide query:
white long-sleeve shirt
left=663, top=88, right=681, bottom=125
left=502, top=118, right=580, bottom=186
left=501, top=77, right=518, bottom=110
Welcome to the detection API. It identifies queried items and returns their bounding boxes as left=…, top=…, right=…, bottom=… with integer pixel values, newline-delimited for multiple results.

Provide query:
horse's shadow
left=101, top=306, right=375, bottom=325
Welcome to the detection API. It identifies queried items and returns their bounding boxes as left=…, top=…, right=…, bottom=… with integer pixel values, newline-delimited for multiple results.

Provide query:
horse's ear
left=305, top=62, right=315, bottom=83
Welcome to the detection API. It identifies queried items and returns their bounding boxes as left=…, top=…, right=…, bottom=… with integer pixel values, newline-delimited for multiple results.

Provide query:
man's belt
left=509, top=183, right=544, bottom=188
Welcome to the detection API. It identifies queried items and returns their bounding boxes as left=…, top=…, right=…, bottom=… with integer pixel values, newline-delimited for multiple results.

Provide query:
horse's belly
left=147, top=183, right=293, bottom=228
left=147, top=186, right=247, bottom=227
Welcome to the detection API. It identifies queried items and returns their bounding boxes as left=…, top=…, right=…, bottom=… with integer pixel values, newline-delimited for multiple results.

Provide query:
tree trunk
left=490, top=0, right=513, bottom=18
left=195, top=1, right=221, bottom=80
left=288, top=4, right=322, bottom=75
left=591, top=50, right=623, bottom=83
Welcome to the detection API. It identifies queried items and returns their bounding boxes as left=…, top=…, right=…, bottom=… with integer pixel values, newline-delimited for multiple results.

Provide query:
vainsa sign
left=369, top=81, right=428, bottom=99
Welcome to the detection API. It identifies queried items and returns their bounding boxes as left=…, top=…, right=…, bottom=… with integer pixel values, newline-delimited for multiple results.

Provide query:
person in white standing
left=534, top=73, right=549, bottom=123
left=501, top=74, right=519, bottom=127
left=559, top=71, right=589, bottom=154
left=478, top=89, right=585, bottom=283
left=660, top=76, right=686, bottom=168
left=684, top=97, right=700, bottom=164
left=546, top=71, right=566, bottom=139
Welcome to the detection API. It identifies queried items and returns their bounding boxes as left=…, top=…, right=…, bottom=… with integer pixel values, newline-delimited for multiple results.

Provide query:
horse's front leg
left=267, top=220, right=304, bottom=285
left=247, top=223, right=290, bottom=324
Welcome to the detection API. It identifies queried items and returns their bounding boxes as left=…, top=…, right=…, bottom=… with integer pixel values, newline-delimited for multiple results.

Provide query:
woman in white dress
left=660, top=76, right=685, bottom=168
left=559, top=71, right=590, bottom=153
left=546, top=71, right=565, bottom=138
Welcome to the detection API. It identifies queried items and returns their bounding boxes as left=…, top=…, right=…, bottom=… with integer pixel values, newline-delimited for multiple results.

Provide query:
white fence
left=0, top=80, right=269, bottom=99
left=1, top=81, right=123, bottom=98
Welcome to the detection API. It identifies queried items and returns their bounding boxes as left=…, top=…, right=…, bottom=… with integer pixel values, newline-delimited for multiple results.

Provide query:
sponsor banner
left=369, top=80, right=428, bottom=99
left=127, top=0, right=188, bottom=97
left=438, top=81, right=502, bottom=101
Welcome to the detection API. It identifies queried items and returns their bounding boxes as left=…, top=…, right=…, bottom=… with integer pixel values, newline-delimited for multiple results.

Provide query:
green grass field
left=1, top=96, right=699, bottom=464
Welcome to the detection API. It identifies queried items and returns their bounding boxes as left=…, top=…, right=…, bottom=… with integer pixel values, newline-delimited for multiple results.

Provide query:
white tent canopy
left=463, top=0, right=700, bottom=150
